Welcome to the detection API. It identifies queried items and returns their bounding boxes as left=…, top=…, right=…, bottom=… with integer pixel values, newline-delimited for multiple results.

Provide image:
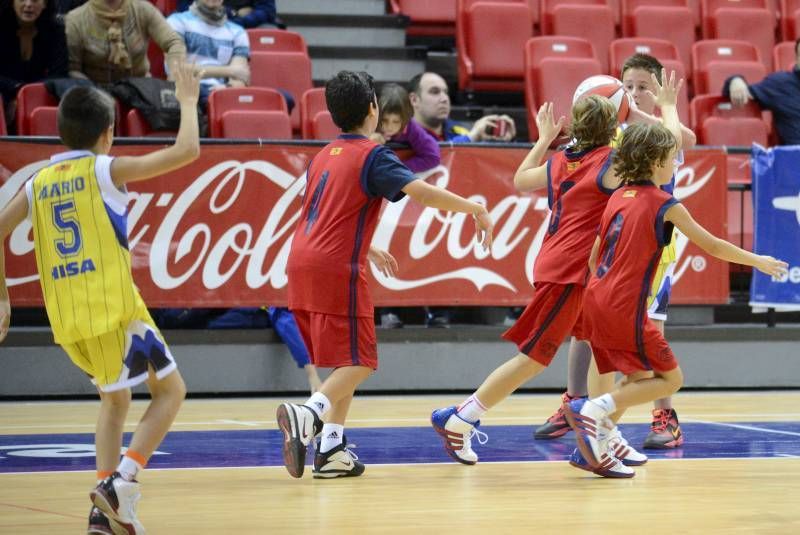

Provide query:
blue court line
left=1, top=421, right=799, bottom=474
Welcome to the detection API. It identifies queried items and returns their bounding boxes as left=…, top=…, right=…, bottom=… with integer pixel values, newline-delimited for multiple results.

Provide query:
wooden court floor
left=1, top=392, right=799, bottom=533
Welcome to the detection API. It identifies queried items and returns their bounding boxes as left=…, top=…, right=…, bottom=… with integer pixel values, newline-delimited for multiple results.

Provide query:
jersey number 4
left=52, top=200, right=83, bottom=257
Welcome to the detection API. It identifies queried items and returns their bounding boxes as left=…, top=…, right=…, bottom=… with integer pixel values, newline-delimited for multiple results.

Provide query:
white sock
left=116, top=456, right=142, bottom=481
left=456, top=394, right=487, bottom=423
left=592, top=394, right=617, bottom=414
left=320, top=423, right=344, bottom=453
left=304, top=392, right=331, bottom=418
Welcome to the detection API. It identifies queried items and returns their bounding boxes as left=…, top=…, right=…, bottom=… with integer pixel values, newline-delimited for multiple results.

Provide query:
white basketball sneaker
left=608, top=426, right=648, bottom=466
left=312, top=439, right=365, bottom=479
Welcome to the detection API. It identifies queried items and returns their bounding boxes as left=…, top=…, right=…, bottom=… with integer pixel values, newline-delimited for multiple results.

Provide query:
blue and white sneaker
left=431, top=406, right=488, bottom=465
left=568, top=447, right=635, bottom=478
left=562, top=398, right=613, bottom=470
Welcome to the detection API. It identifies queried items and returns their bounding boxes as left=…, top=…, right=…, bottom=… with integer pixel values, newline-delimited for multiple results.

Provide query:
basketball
left=572, top=75, right=632, bottom=124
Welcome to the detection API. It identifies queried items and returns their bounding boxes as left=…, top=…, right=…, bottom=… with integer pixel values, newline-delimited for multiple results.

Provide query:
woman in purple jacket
left=372, top=83, right=441, bottom=173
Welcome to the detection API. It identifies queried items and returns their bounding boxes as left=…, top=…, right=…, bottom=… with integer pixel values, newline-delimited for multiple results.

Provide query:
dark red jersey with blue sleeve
left=287, top=134, right=416, bottom=317
left=533, top=145, right=615, bottom=286
left=583, top=184, right=679, bottom=352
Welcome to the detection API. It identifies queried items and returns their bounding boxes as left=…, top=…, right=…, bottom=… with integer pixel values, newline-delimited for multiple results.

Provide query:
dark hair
left=408, top=72, right=424, bottom=95
left=325, top=71, right=376, bottom=132
left=378, top=83, right=412, bottom=130
left=58, top=86, right=115, bottom=150
left=0, top=0, right=58, bottom=31
left=795, top=37, right=800, bottom=57
left=613, top=123, right=678, bottom=184
left=568, top=95, right=618, bottom=152
left=621, top=53, right=664, bottom=83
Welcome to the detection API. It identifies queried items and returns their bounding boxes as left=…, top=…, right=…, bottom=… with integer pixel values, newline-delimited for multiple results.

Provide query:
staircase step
left=282, top=14, right=408, bottom=48
left=277, top=0, right=386, bottom=16
left=310, top=46, right=427, bottom=85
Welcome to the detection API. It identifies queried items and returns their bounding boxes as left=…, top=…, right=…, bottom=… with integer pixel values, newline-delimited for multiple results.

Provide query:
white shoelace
left=468, top=428, right=489, bottom=447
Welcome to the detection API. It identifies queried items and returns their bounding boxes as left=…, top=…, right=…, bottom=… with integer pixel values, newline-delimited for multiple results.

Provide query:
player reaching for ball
left=563, top=69, right=787, bottom=478
left=430, top=93, right=630, bottom=471
left=534, top=55, right=698, bottom=453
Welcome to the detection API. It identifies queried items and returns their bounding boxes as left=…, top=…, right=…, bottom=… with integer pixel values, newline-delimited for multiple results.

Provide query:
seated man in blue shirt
left=723, top=38, right=800, bottom=146
left=177, top=0, right=279, bottom=29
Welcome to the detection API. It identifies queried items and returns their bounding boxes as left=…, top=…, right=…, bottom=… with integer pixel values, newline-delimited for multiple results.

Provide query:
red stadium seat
left=16, top=83, right=58, bottom=135
left=727, top=187, right=753, bottom=252
left=219, top=110, right=292, bottom=139
left=690, top=94, right=768, bottom=142
left=246, top=29, right=308, bottom=54
left=390, top=0, right=458, bottom=36
left=526, top=36, right=597, bottom=69
left=691, top=40, right=762, bottom=94
left=627, top=6, right=695, bottom=70
left=703, top=116, right=769, bottom=146
left=780, top=0, right=800, bottom=40
left=705, top=61, right=767, bottom=97
left=609, top=38, right=680, bottom=78
left=549, top=4, right=616, bottom=72
left=207, top=87, right=288, bottom=138
left=300, top=87, right=342, bottom=140
left=249, top=51, right=313, bottom=131
left=773, top=41, right=797, bottom=71
left=526, top=56, right=603, bottom=140
left=125, top=109, right=177, bottom=137
left=309, top=111, right=340, bottom=140
left=456, top=0, right=533, bottom=92
left=621, top=0, right=692, bottom=36
left=29, top=107, right=59, bottom=136
left=541, top=0, right=616, bottom=33
left=153, top=0, right=177, bottom=15
left=701, top=1, right=775, bottom=71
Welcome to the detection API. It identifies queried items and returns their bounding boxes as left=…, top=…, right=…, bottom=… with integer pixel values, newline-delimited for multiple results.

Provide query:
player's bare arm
left=650, top=69, right=684, bottom=152
left=111, top=62, right=203, bottom=186
left=402, top=180, right=493, bottom=251
left=627, top=100, right=696, bottom=149
left=665, top=203, right=787, bottom=278
left=513, top=103, right=564, bottom=192
left=0, top=190, right=29, bottom=342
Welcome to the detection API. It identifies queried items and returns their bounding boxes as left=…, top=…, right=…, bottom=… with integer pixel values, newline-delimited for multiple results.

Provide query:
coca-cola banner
left=0, top=140, right=728, bottom=307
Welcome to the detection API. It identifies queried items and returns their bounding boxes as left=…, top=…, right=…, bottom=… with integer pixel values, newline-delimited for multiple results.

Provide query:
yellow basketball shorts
left=61, top=307, right=176, bottom=392
left=647, top=238, right=677, bottom=322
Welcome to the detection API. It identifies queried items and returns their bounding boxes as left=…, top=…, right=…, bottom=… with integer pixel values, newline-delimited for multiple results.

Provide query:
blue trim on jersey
left=338, top=134, right=366, bottom=139
left=360, top=145, right=382, bottom=198
left=304, top=170, right=329, bottom=235
left=348, top=203, right=371, bottom=365
left=596, top=212, right=624, bottom=278
left=547, top=181, right=575, bottom=236
left=595, top=151, right=616, bottom=195
left=655, top=198, right=679, bottom=247
left=103, top=202, right=129, bottom=250
left=635, top=252, right=663, bottom=369
left=520, top=284, right=574, bottom=355
left=546, top=159, right=553, bottom=209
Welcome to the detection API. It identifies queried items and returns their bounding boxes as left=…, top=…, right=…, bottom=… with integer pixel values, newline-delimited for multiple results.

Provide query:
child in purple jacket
left=372, top=83, right=441, bottom=173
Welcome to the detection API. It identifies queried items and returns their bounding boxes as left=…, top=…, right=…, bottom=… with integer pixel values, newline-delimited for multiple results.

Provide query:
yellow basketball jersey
left=28, top=151, right=142, bottom=344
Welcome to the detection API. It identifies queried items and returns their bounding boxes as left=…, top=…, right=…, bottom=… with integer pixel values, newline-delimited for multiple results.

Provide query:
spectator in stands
left=65, top=0, right=186, bottom=84
left=408, top=71, right=516, bottom=327
left=371, top=83, right=441, bottom=329
left=723, top=38, right=800, bottom=146
left=177, top=0, right=281, bottom=29
left=409, top=71, right=516, bottom=143
left=167, top=0, right=250, bottom=105
left=1, top=0, right=69, bottom=133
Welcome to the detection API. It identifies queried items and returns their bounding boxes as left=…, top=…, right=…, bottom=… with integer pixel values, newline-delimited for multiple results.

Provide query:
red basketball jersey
left=583, top=184, right=679, bottom=350
left=534, top=145, right=615, bottom=285
left=287, top=137, right=384, bottom=317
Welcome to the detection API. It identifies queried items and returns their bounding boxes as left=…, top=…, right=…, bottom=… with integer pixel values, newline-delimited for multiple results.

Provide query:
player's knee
left=102, top=388, right=132, bottom=410
left=665, top=366, right=684, bottom=393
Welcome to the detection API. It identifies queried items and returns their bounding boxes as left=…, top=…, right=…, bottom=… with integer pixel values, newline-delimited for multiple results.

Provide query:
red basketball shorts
left=293, top=309, right=378, bottom=369
left=502, top=282, right=585, bottom=366
left=591, top=319, right=677, bottom=375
